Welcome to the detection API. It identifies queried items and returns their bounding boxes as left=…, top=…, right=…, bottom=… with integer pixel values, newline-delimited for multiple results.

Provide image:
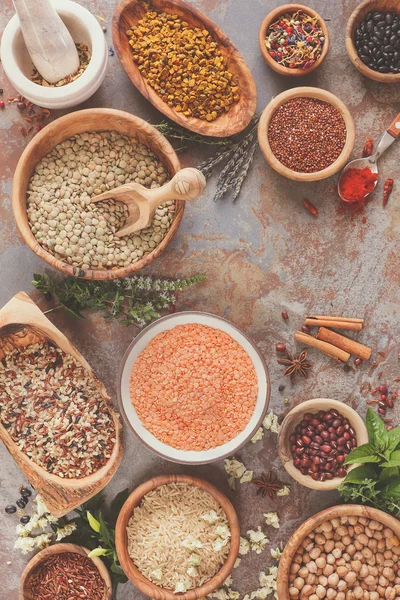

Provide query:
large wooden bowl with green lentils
left=12, top=108, right=183, bottom=280
left=112, top=0, right=257, bottom=137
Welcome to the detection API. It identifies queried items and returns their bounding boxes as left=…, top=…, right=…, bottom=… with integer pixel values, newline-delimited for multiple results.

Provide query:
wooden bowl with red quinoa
left=117, top=311, right=270, bottom=464
left=258, top=87, right=355, bottom=182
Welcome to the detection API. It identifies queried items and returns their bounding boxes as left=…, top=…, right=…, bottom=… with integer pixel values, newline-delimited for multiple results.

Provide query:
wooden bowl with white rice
left=115, top=474, right=240, bottom=600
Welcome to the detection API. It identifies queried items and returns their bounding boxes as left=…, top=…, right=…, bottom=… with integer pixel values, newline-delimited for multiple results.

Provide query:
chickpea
left=337, top=594, right=345, bottom=600
left=303, top=553, right=311, bottom=563
left=368, top=566, right=378, bottom=576
left=348, top=528, right=355, bottom=539
left=307, top=561, right=318, bottom=574
left=337, top=526, right=349, bottom=537
left=325, top=541, right=335, bottom=553
left=316, top=585, right=326, bottom=599
left=343, top=536, right=353, bottom=546
left=336, top=542, right=346, bottom=551
left=354, top=525, right=364, bottom=536
left=289, top=588, right=300, bottom=598
left=338, top=580, right=348, bottom=592
left=289, top=574, right=296, bottom=584
left=326, top=589, right=336, bottom=600
left=386, top=587, right=396, bottom=600
left=337, top=558, right=346, bottom=567
left=323, top=565, right=334, bottom=577
left=358, top=534, right=369, bottom=546
left=318, top=575, right=328, bottom=586
left=384, top=559, right=395, bottom=567
left=309, top=595, right=319, bottom=600
left=392, top=545, right=400, bottom=556
left=377, top=586, right=386, bottom=597
left=305, top=541, right=315, bottom=552
left=321, top=522, right=333, bottom=533
left=294, top=553, right=303, bottom=564
left=379, top=575, right=389, bottom=587
left=334, top=533, right=341, bottom=542
left=359, top=517, right=369, bottom=526
left=367, top=539, right=378, bottom=552
left=348, top=517, right=358, bottom=526
left=384, top=550, right=394, bottom=560
left=326, top=554, right=335, bottom=565
left=324, top=531, right=334, bottom=540
left=384, top=529, right=395, bottom=539
left=369, top=520, right=382, bottom=531
left=351, top=561, right=362, bottom=573
left=376, top=552, right=385, bottom=564
left=346, top=592, right=354, bottom=600
left=347, top=545, right=357, bottom=556
left=345, top=571, right=358, bottom=585
left=327, top=573, right=339, bottom=587
left=361, top=548, right=373, bottom=560
left=303, top=537, right=313, bottom=548
left=316, top=557, right=327, bottom=570
left=354, top=540, right=363, bottom=551
left=354, top=586, right=364, bottom=599
left=294, top=577, right=305, bottom=590
left=337, top=566, right=348, bottom=578
left=353, top=552, right=363, bottom=561
left=306, top=574, right=317, bottom=585
left=365, top=527, right=373, bottom=538
left=383, top=567, right=396, bottom=581
left=374, top=531, right=383, bottom=540
left=369, top=593, right=379, bottom=600
left=291, top=563, right=301, bottom=575
left=302, top=584, right=314, bottom=597
left=310, top=548, right=322, bottom=560
left=331, top=519, right=341, bottom=528
left=362, top=592, right=370, bottom=600
left=343, top=553, right=351, bottom=562
left=359, top=565, right=369, bottom=578
left=364, top=575, right=377, bottom=586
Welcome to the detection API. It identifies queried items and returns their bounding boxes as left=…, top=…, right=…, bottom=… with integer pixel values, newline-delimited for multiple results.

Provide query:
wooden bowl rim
left=116, top=310, right=271, bottom=465
left=345, top=0, right=400, bottom=83
left=257, top=86, right=356, bottom=182
left=277, top=504, right=400, bottom=600
left=12, top=108, right=183, bottom=281
left=115, top=474, right=240, bottom=600
left=18, top=542, right=112, bottom=600
left=112, top=0, right=257, bottom=137
left=258, top=3, right=330, bottom=76
left=277, top=398, right=369, bottom=490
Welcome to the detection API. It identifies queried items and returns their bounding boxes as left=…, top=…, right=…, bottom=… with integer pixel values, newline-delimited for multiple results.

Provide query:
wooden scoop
left=90, top=167, right=206, bottom=237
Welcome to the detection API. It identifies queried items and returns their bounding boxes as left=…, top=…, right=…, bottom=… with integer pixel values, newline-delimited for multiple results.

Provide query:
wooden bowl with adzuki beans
left=258, top=87, right=355, bottom=182
left=278, top=399, right=368, bottom=491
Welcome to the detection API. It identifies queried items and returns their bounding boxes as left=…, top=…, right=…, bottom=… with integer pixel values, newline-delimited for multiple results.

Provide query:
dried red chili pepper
left=383, top=178, right=394, bottom=207
left=302, top=198, right=318, bottom=217
left=362, top=136, right=373, bottom=157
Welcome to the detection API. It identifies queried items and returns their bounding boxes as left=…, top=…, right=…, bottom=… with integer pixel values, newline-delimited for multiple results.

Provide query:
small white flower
left=224, top=458, right=247, bottom=479
left=271, top=547, right=283, bottom=560
left=251, top=427, right=264, bottom=443
left=239, top=536, right=250, bottom=555
left=264, top=512, right=280, bottom=529
left=223, top=574, right=233, bottom=587
left=187, top=566, right=198, bottom=577
left=209, top=588, right=229, bottom=600
left=14, top=536, right=36, bottom=554
left=55, top=522, right=77, bottom=541
left=174, top=579, right=190, bottom=593
left=262, top=411, right=280, bottom=434
left=189, top=553, right=201, bottom=566
left=248, top=527, right=269, bottom=554
left=216, top=525, right=231, bottom=540
left=250, top=587, right=273, bottom=600
left=227, top=476, right=236, bottom=490
left=233, top=558, right=241, bottom=569
left=182, top=535, right=202, bottom=550
left=150, top=568, right=163, bottom=581
left=228, top=591, right=240, bottom=600
left=213, top=537, right=229, bottom=552
left=276, top=486, right=290, bottom=497
left=200, top=510, right=219, bottom=524
left=35, top=533, right=52, bottom=550
left=240, top=470, right=253, bottom=484
left=33, top=495, right=50, bottom=517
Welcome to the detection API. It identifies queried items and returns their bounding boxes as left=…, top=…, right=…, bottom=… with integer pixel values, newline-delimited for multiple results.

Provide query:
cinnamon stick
left=305, top=318, right=363, bottom=331
left=294, top=332, right=350, bottom=363
left=316, top=327, right=371, bottom=361
left=307, top=315, right=364, bottom=324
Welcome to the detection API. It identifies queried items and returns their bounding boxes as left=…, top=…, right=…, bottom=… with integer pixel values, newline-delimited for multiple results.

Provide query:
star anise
left=252, top=471, right=283, bottom=500
left=277, top=349, right=313, bottom=382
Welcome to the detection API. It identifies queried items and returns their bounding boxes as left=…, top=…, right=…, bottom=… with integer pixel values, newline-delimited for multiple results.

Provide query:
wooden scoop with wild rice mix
left=90, top=168, right=206, bottom=236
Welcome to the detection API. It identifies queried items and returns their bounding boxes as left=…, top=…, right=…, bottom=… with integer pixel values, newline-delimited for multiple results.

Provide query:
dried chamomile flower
left=240, top=470, right=254, bottom=484
left=250, top=427, right=264, bottom=443
left=174, top=579, right=190, bottom=593
left=224, top=458, right=253, bottom=488
left=276, top=486, right=290, bottom=497
left=233, top=558, right=241, bottom=569
left=55, top=522, right=77, bottom=541
left=248, top=527, right=269, bottom=554
left=187, top=566, right=198, bottom=577
left=209, top=588, right=229, bottom=600
left=182, top=535, right=203, bottom=550
left=239, top=536, right=250, bottom=555
left=270, top=546, right=283, bottom=560
left=264, top=512, right=280, bottom=529
left=262, top=411, right=280, bottom=434
left=228, top=591, right=240, bottom=600
left=151, top=568, right=163, bottom=581
left=224, top=575, right=233, bottom=587
left=189, top=553, right=201, bottom=566
left=200, top=510, right=219, bottom=523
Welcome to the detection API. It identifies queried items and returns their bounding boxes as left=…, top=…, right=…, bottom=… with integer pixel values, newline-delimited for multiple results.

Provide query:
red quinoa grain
left=268, top=97, right=347, bottom=173
left=130, top=324, right=258, bottom=451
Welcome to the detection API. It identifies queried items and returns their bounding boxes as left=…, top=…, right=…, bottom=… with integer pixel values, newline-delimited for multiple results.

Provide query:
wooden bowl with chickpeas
left=278, top=504, right=400, bottom=600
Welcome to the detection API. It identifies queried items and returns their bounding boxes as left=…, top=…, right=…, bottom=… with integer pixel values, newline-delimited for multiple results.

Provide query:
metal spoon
left=338, top=112, right=400, bottom=202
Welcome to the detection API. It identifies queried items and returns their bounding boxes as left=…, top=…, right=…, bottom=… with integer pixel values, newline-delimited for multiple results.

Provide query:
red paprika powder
left=339, top=166, right=378, bottom=203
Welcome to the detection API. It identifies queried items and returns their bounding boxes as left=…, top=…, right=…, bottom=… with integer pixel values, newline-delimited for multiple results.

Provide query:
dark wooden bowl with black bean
left=346, top=0, right=400, bottom=82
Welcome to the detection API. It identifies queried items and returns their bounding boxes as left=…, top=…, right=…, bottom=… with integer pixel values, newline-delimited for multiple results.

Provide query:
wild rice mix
left=127, top=483, right=230, bottom=592
left=0, top=341, right=115, bottom=478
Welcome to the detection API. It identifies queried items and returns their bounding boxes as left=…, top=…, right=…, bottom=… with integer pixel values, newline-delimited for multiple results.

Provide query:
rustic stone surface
left=1, top=0, right=400, bottom=598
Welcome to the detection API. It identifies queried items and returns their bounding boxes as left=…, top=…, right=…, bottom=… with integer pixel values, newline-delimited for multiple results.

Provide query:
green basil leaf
left=378, top=467, right=399, bottom=485
left=342, top=465, right=378, bottom=484
left=366, top=408, right=388, bottom=448
left=98, top=513, right=111, bottom=545
left=344, top=443, right=381, bottom=465
left=386, top=427, right=400, bottom=454
left=381, top=451, right=400, bottom=468
left=382, top=477, right=400, bottom=500
left=87, top=511, right=101, bottom=533
left=88, top=547, right=109, bottom=557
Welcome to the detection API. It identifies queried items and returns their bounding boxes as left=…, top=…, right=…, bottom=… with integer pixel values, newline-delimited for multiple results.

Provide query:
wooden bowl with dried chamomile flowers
left=19, top=543, right=112, bottom=600
left=278, top=398, right=368, bottom=491
left=115, top=474, right=240, bottom=600
left=12, top=108, right=186, bottom=280
left=112, top=0, right=257, bottom=137
left=0, top=292, right=123, bottom=518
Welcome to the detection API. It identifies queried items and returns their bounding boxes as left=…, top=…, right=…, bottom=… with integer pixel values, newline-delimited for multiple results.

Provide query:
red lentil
left=29, top=552, right=105, bottom=600
left=268, top=97, right=347, bottom=173
left=130, top=324, right=258, bottom=451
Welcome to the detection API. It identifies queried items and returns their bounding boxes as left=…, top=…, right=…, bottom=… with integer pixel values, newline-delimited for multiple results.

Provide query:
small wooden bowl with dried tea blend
left=115, top=474, right=240, bottom=600
left=30, top=42, right=91, bottom=87
left=346, top=0, right=400, bottom=83
left=259, top=4, right=330, bottom=76
left=112, top=0, right=257, bottom=137
left=258, top=87, right=355, bottom=182
left=12, top=108, right=184, bottom=280
left=19, top=543, right=112, bottom=600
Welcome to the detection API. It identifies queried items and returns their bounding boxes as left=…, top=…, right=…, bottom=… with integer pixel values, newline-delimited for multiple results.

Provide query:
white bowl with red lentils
left=118, top=312, right=270, bottom=464
left=278, top=398, right=369, bottom=490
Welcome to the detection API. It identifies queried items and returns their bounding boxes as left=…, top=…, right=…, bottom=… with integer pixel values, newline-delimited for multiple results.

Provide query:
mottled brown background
left=1, top=0, right=400, bottom=597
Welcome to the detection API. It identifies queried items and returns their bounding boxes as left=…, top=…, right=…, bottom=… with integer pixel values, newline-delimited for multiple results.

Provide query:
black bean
left=362, top=45, right=370, bottom=55
left=386, top=13, right=394, bottom=25
left=16, top=498, right=27, bottom=508
left=376, top=28, right=386, bottom=39
left=379, top=66, right=391, bottom=72
left=20, top=516, right=30, bottom=524
left=5, top=505, right=16, bottom=514
left=367, top=20, right=373, bottom=33
left=20, top=487, right=32, bottom=497
left=373, top=13, right=384, bottom=22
